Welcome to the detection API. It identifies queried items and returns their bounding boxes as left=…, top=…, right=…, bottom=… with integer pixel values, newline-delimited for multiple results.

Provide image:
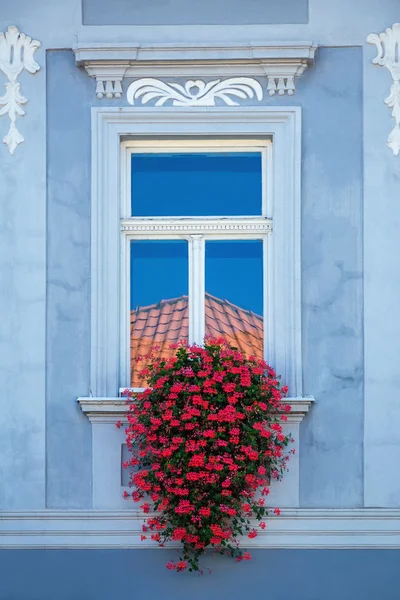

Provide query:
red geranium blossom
left=122, top=338, right=291, bottom=573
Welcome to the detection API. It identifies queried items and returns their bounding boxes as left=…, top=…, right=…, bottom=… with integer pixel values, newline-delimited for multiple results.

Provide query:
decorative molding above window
left=120, top=217, right=272, bottom=235
left=367, top=23, right=400, bottom=156
left=0, top=26, right=41, bottom=154
left=127, top=77, right=263, bottom=107
left=73, top=41, right=317, bottom=100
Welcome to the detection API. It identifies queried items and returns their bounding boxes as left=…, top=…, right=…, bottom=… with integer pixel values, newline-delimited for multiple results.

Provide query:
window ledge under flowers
left=78, top=395, right=314, bottom=510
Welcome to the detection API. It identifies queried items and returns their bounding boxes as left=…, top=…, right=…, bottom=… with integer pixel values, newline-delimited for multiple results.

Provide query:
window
left=84, top=107, right=305, bottom=509
left=120, top=139, right=272, bottom=388
left=89, top=108, right=302, bottom=399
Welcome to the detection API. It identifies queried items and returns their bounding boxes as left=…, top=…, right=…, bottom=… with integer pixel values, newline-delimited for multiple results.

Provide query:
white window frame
left=120, top=138, right=273, bottom=388
left=91, top=107, right=302, bottom=398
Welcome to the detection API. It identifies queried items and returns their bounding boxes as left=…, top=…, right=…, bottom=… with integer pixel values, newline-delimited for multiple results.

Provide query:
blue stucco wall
left=1, top=549, right=399, bottom=600
left=298, top=48, right=364, bottom=507
left=46, top=51, right=94, bottom=507
left=82, top=0, right=309, bottom=26
left=45, top=47, right=363, bottom=508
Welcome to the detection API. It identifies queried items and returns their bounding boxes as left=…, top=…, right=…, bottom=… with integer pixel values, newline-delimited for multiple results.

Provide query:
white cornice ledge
left=1, top=508, right=400, bottom=549
left=73, top=41, right=317, bottom=99
left=78, top=396, right=314, bottom=424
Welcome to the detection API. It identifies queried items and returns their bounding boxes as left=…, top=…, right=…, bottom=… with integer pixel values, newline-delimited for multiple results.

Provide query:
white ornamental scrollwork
left=127, top=77, right=263, bottom=107
left=0, top=26, right=41, bottom=155
left=367, top=23, right=400, bottom=156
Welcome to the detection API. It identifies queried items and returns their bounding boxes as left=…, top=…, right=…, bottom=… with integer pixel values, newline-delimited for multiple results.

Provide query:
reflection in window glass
left=130, top=240, right=188, bottom=386
left=131, top=152, right=262, bottom=216
left=205, top=240, right=263, bottom=360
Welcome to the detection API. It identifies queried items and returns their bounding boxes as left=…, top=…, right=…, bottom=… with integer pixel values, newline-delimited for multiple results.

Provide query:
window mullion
left=188, top=235, right=205, bottom=345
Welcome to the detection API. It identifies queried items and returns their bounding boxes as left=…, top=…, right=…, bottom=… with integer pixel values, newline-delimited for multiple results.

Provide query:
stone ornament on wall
left=367, top=23, right=400, bottom=156
left=0, top=25, right=40, bottom=155
left=74, top=41, right=316, bottom=101
left=127, top=77, right=263, bottom=107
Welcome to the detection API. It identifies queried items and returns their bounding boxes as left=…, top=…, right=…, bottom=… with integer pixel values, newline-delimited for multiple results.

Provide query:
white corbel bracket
left=367, top=23, right=400, bottom=156
left=74, top=42, right=316, bottom=103
left=0, top=26, right=41, bottom=154
left=84, top=64, right=127, bottom=99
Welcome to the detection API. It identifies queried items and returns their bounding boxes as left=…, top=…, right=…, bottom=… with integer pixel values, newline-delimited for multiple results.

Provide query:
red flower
left=203, top=429, right=216, bottom=439
left=210, top=524, right=225, bottom=538
left=171, top=527, right=186, bottom=541
left=123, top=338, right=291, bottom=573
left=210, top=536, right=222, bottom=545
left=274, top=507, right=281, bottom=516
left=188, top=454, right=205, bottom=467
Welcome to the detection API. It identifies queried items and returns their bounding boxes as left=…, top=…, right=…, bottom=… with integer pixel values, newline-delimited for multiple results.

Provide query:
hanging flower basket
left=121, top=338, right=293, bottom=573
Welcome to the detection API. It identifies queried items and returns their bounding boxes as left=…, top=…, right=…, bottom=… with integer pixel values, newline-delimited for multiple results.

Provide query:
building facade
left=1, top=1, right=400, bottom=598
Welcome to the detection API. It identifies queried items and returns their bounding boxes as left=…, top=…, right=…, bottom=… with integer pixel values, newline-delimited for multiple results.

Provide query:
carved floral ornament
left=367, top=23, right=400, bottom=156
left=0, top=26, right=41, bottom=155
left=127, top=77, right=263, bottom=107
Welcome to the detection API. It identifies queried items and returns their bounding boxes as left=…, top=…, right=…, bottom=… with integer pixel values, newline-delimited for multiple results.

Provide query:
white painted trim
left=74, top=42, right=317, bottom=64
left=2, top=509, right=400, bottom=549
left=125, top=138, right=272, bottom=149
left=91, top=107, right=303, bottom=398
left=188, top=236, right=205, bottom=344
left=74, top=41, right=316, bottom=99
left=119, top=235, right=131, bottom=389
left=120, top=218, right=273, bottom=235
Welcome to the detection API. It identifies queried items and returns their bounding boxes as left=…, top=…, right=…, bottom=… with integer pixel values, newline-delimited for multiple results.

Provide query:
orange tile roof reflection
left=130, top=293, right=263, bottom=386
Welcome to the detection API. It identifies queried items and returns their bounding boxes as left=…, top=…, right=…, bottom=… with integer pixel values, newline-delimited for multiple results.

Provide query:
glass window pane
left=205, top=240, right=263, bottom=360
left=130, top=240, right=188, bottom=386
left=131, top=152, right=262, bottom=216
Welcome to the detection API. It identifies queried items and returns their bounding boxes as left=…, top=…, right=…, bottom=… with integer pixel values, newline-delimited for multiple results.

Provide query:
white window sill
left=78, top=395, right=314, bottom=509
left=78, top=396, right=314, bottom=424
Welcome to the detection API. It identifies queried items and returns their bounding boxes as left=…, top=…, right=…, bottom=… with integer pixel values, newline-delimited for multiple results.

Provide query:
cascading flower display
left=121, top=338, right=293, bottom=572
